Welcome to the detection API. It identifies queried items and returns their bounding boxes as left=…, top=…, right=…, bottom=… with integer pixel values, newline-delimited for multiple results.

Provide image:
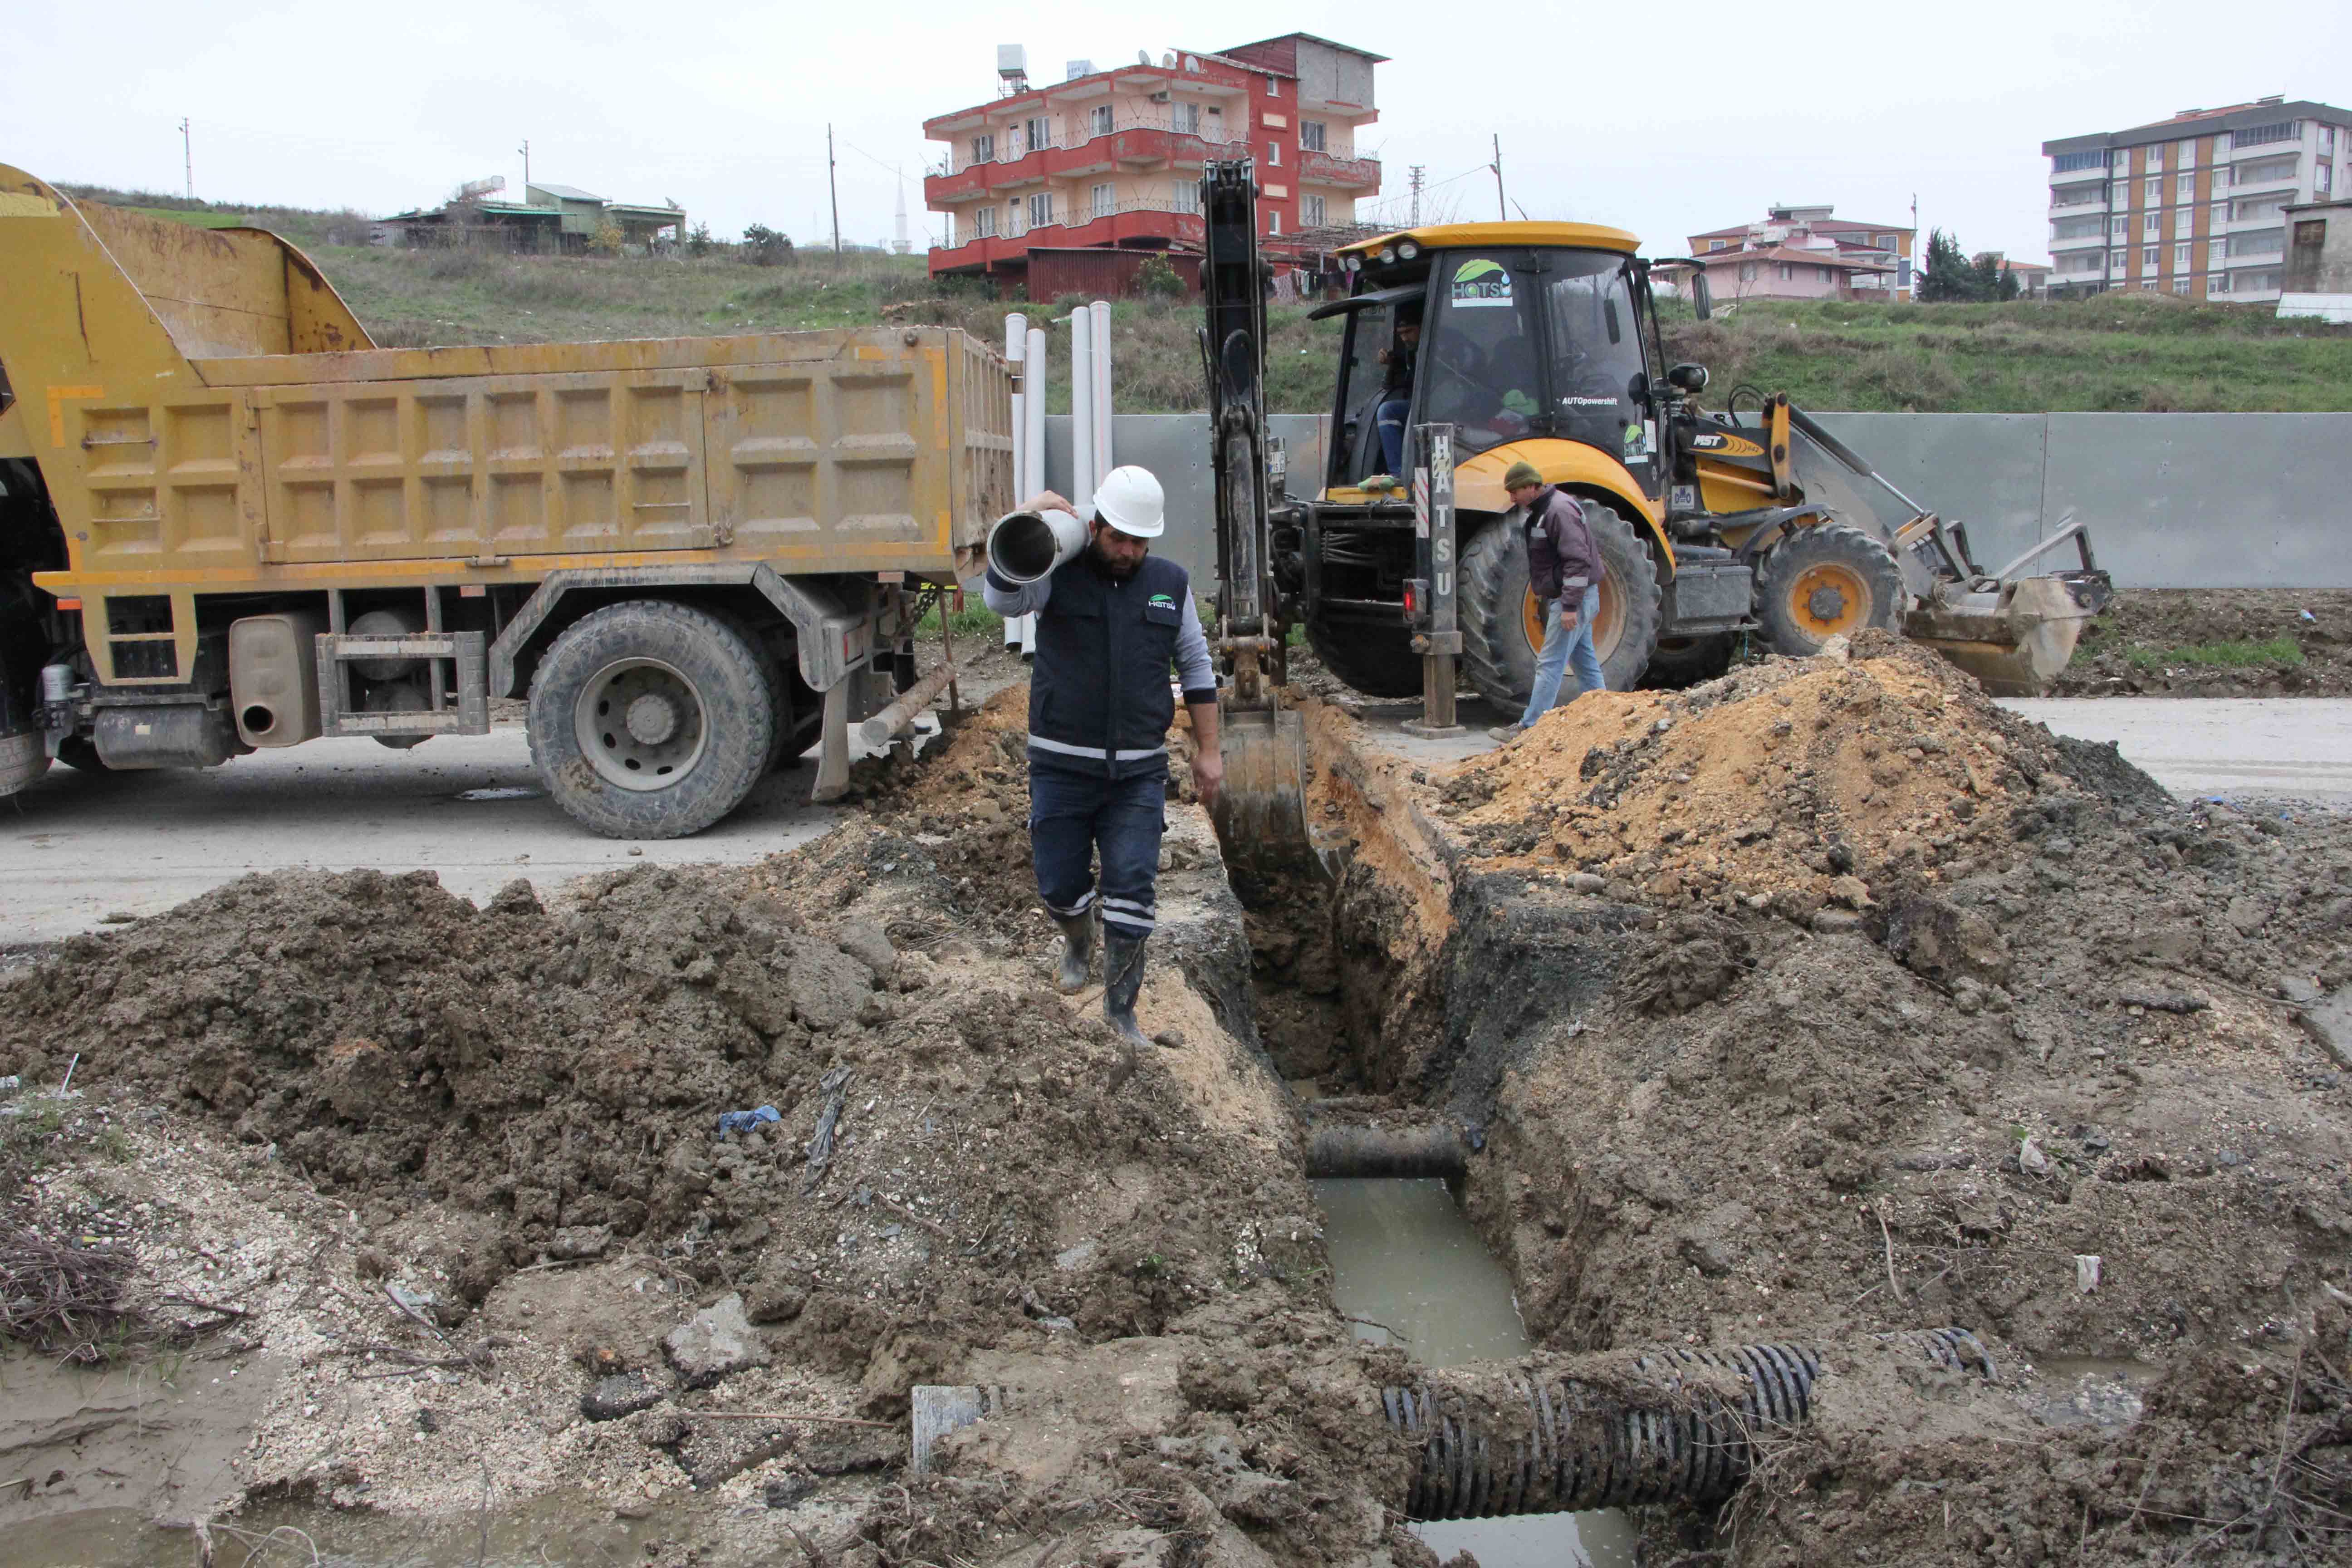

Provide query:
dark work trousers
left=1029, top=758, right=1168, bottom=936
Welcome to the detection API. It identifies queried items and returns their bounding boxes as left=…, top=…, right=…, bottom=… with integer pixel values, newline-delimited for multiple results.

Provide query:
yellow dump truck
left=0, top=165, right=1012, bottom=835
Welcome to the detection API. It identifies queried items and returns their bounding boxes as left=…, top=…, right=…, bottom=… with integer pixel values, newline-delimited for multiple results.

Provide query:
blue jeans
left=1029, top=760, right=1167, bottom=936
left=1519, top=584, right=1604, bottom=727
left=1375, top=397, right=1410, bottom=475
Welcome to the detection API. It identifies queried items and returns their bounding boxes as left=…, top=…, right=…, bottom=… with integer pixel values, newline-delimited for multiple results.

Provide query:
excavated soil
left=2054, top=588, right=2352, bottom=697
left=7, top=642, right=2352, bottom=1567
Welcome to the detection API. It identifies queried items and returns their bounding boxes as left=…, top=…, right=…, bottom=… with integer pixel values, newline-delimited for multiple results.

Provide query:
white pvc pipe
left=1023, top=326, right=1048, bottom=510
left=1090, top=299, right=1113, bottom=479
left=1003, top=313, right=1029, bottom=647
left=1069, top=306, right=1096, bottom=510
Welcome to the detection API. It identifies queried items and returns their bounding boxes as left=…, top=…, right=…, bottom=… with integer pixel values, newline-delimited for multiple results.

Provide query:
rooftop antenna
left=518, top=138, right=530, bottom=190
left=1490, top=134, right=1505, bottom=221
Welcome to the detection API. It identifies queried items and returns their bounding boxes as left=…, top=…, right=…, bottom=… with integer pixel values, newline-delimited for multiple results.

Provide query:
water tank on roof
left=997, top=44, right=1027, bottom=80
left=1066, top=59, right=1094, bottom=80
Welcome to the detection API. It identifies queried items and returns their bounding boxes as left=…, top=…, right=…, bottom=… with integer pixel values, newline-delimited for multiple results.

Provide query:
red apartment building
left=923, top=33, right=1384, bottom=295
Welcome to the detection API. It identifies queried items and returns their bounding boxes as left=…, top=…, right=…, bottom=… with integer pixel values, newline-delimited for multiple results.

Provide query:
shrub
left=686, top=222, right=714, bottom=258
left=1137, top=255, right=1185, bottom=299
left=589, top=220, right=625, bottom=256
left=741, top=224, right=796, bottom=266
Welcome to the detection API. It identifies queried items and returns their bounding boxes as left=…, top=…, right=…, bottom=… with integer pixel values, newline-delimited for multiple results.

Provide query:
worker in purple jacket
left=1490, top=460, right=1607, bottom=740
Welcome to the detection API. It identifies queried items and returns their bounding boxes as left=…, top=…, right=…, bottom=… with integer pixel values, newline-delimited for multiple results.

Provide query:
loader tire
left=1459, top=502, right=1661, bottom=712
left=1754, top=523, right=1904, bottom=658
left=1303, top=618, right=1423, bottom=699
left=528, top=600, right=774, bottom=839
left=1642, top=633, right=1735, bottom=689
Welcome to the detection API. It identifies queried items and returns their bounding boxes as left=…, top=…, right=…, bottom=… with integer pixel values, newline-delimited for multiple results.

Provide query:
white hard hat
left=1090, top=465, right=1165, bottom=539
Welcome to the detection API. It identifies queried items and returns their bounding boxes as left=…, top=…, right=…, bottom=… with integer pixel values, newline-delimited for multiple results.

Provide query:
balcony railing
left=931, top=113, right=1271, bottom=177
left=1299, top=147, right=1380, bottom=189
left=957, top=196, right=1209, bottom=249
left=2048, top=184, right=2107, bottom=210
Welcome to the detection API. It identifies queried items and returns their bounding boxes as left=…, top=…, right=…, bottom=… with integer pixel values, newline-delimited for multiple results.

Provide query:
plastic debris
left=717, top=1104, right=782, bottom=1135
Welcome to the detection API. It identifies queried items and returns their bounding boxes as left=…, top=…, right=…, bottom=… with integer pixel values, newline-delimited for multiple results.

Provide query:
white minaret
left=892, top=174, right=911, bottom=256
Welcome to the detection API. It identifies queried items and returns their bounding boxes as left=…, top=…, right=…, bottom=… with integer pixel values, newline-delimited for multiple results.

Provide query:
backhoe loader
left=1194, top=159, right=2107, bottom=859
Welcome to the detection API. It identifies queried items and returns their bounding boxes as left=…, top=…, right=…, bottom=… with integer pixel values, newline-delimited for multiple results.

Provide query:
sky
left=8, top=1, right=2349, bottom=262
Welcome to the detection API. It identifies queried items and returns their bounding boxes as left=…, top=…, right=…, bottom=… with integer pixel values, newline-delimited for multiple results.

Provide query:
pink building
left=1686, top=204, right=1916, bottom=301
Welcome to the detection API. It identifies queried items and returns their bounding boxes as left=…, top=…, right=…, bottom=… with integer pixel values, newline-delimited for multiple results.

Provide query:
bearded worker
left=981, top=467, right=1224, bottom=1045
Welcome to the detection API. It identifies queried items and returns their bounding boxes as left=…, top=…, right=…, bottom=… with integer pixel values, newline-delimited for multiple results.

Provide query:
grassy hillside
left=54, top=186, right=2352, bottom=415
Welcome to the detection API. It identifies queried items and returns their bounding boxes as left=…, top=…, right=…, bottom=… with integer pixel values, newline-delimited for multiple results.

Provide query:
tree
left=686, top=221, right=714, bottom=258
left=740, top=223, right=795, bottom=266
left=1918, top=228, right=2023, bottom=303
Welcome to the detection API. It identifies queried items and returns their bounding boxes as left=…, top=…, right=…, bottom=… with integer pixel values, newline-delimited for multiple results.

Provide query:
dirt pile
left=2055, top=588, right=2352, bottom=698
left=1441, top=632, right=2078, bottom=921
left=1350, top=638, right=2352, bottom=1564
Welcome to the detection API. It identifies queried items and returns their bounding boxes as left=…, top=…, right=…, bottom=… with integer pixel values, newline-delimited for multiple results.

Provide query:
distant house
left=1686, top=204, right=1916, bottom=300
left=2281, top=198, right=2352, bottom=322
left=377, top=182, right=684, bottom=254
left=1997, top=257, right=2054, bottom=299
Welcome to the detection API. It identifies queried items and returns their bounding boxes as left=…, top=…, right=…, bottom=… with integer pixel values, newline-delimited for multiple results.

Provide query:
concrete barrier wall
left=1042, top=412, right=2352, bottom=591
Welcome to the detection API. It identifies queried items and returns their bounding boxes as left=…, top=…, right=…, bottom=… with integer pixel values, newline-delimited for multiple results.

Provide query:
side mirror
left=1668, top=363, right=1709, bottom=395
left=1627, top=371, right=1650, bottom=404
left=1691, top=270, right=1713, bottom=320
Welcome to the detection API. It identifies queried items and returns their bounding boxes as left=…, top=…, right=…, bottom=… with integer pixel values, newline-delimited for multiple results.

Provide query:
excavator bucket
left=1209, top=704, right=1313, bottom=893
left=1781, top=412, right=2111, bottom=696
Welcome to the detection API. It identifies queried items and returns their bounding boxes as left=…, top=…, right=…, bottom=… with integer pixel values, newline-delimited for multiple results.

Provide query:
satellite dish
left=1138, top=49, right=1151, bottom=64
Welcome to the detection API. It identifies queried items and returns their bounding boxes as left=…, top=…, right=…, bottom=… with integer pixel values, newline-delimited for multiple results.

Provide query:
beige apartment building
left=922, top=33, right=1383, bottom=293
left=2043, top=97, right=2352, bottom=302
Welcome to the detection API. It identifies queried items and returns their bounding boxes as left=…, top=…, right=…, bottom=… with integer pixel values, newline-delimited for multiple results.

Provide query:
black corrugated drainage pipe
left=1303, top=1122, right=1473, bottom=1178
left=1383, top=1328, right=1995, bottom=1519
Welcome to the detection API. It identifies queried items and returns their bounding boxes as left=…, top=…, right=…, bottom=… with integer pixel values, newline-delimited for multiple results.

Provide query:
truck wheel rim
left=1788, top=564, right=1871, bottom=637
left=1521, top=582, right=1623, bottom=663
left=575, top=657, right=709, bottom=792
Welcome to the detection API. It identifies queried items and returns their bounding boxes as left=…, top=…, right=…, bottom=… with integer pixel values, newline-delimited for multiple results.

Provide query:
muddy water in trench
left=1314, top=1177, right=1638, bottom=1568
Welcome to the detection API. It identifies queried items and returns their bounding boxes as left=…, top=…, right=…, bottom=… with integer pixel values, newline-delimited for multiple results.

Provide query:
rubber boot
left=1102, top=928, right=1150, bottom=1046
left=1051, top=910, right=1096, bottom=995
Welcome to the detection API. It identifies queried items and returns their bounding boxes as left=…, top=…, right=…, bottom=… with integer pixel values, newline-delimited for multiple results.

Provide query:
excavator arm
left=1196, top=160, right=1310, bottom=882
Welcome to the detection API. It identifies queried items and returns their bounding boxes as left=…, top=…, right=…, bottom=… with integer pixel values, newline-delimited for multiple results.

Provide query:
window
left=1541, top=253, right=1646, bottom=456
left=2321, top=165, right=2336, bottom=194
left=1739, top=261, right=1758, bottom=283
left=2144, top=212, right=2160, bottom=237
left=2210, top=239, right=2228, bottom=268
left=2211, top=202, right=2229, bottom=230
left=1302, top=193, right=1326, bottom=226
left=1089, top=105, right=1112, bottom=138
left=1173, top=101, right=1201, bottom=135
left=2111, top=214, right=2128, bottom=238
left=1709, top=238, right=1728, bottom=251
left=1006, top=201, right=1027, bottom=238
left=2174, top=209, right=2193, bottom=238
left=2146, top=144, right=2164, bottom=171
left=1776, top=262, right=1793, bottom=280
left=1877, top=232, right=1897, bottom=249
left=2109, top=250, right=2125, bottom=272
left=2144, top=177, right=2161, bottom=204
left=1171, top=181, right=1199, bottom=215
left=2110, top=151, right=2130, bottom=174
left=970, top=132, right=995, bottom=165
left=1301, top=121, right=1327, bottom=152
left=1267, top=209, right=1279, bottom=234
left=2053, top=150, right=2105, bottom=173
left=2175, top=243, right=2190, bottom=269
left=2210, top=270, right=2230, bottom=293
left=2235, top=156, right=2300, bottom=185
left=2234, top=120, right=2300, bottom=148
left=973, top=206, right=996, bottom=239
left=1023, top=116, right=1051, bottom=153
left=2141, top=280, right=2156, bottom=291
left=1265, top=74, right=1277, bottom=95
left=2177, top=172, right=2194, bottom=201
left=1090, top=182, right=1114, bottom=220
left=2142, top=246, right=2159, bottom=271
left=2229, top=228, right=2285, bottom=256
left=2172, top=277, right=2190, bottom=294
left=1027, top=191, right=1053, bottom=228
left=2180, top=141, right=2197, bottom=168
left=1266, top=140, right=1279, bottom=166
left=2236, top=194, right=2291, bottom=221
left=2323, top=125, right=2337, bottom=153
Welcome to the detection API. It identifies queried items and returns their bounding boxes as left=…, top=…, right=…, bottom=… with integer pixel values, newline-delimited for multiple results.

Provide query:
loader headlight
left=1379, top=245, right=1396, bottom=263
left=1397, top=241, right=1419, bottom=260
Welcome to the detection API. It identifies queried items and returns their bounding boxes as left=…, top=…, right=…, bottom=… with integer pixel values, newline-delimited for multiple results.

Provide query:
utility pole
left=518, top=139, right=530, bottom=190
left=1490, top=135, right=1505, bottom=221
left=180, top=118, right=193, bottom=200
left=1408, top=164, right=1424, bottom=227
left=827, top=125, right=843, bottom=255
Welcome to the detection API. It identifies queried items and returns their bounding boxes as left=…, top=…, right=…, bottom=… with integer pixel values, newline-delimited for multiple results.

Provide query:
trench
left=1233, top=703, right=1643, bottom=1562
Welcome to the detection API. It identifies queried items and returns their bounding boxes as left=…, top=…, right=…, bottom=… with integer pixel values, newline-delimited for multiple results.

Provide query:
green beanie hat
left=1502, top=460, right=1543, bottom=490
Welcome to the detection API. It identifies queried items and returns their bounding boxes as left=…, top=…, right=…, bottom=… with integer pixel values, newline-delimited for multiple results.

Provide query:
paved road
left=7, top=697, right=2347, bottom=945
left=2000, top=698, right=2352, bottom=806
left=1, top=728, right=866, bottom=945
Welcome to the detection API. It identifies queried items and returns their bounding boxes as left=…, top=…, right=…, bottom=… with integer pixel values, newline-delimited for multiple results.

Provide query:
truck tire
left=527, top=600, right=774, bottom=839
left=1459, top=501, right=1661, bottom=711
left=1642, top=633, right=1735, bottom=689
left=1303, top=618, right=1423, bottom=699
left=1753, top=523, right=1904, bottom=658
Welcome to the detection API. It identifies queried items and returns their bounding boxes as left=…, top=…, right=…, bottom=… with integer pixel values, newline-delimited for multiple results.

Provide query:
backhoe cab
left=1279, top=220, right=2108, bottom=703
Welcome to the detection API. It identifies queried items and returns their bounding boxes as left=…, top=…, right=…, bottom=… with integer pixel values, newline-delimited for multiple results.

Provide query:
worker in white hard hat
left=980, top=466, right=1222, bottom=1046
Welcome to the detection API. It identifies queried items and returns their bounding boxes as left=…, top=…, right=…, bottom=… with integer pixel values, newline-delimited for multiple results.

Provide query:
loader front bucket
left=1209, top=703, right=1313, bottom=896
left=1905, top=571, right=2111, bottom=697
